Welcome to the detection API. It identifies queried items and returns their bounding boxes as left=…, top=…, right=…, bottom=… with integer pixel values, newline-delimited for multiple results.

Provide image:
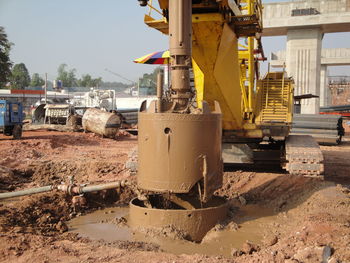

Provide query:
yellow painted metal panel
left=144, top=13, right=223, bottom=35
left=192, top=13, right=224, bottom=23
left=144, top=15, right=169, bottom=34
left=213, top=24, right=243, bottom=129
left=192, top=21, right=243, bottom=130
left=192, top=59, right=204, bottom=109
left=158, top=0, right=168, bottom=10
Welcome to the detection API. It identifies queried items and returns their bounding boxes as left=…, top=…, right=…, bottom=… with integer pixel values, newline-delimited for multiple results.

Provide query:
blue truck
left=0, top=100, right=24, bottom=139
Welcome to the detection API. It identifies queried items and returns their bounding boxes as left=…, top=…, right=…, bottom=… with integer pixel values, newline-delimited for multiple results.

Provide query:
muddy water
left=68, top=207, right=131, bottom=242
left=67, top=205, right=279, bottom=257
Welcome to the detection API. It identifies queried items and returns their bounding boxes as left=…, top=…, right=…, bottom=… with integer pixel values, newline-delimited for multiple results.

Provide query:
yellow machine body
left=143, top=0, right=294, bottom=142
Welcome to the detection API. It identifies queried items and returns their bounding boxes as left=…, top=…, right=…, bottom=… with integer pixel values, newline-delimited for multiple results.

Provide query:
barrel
left=32, top=104, right=46, bottom=123
left=82, top=108, right=121, bottom=138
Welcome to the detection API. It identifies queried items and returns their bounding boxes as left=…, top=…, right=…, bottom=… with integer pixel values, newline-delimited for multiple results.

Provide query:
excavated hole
left=132, top=194, right=227, bottom=210
left=66, top=201, right=278, bottom=257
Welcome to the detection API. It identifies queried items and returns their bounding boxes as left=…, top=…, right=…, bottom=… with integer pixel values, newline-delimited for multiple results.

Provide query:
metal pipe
left=0, top=180, right=129, bottom=200
left=0, top=185, right=53, bottom=200
left=44, top=73, right=48, bottom=104
left=248, top=37, right=254, bottom=112
left=247, top=0, right=254, bottom=113
left=57, top=180, right=129, bottom=195
left=169, top=0, right=193, bottom=109
left=157, top=71, right=164, bottom=113
left=147, top=1, right=163, bottom=16
left=179, top=0, right=184, bottom=45
left=79, top=181, right=129, bottom=194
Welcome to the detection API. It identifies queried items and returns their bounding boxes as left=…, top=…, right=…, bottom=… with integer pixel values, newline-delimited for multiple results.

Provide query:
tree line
left=0, top=26, right=159, bottom=91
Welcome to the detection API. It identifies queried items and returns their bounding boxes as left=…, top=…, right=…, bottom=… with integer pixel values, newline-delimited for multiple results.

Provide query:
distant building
left=329, top=76, right=350, bottom=106
left=0, top=89, right=70, bottom=116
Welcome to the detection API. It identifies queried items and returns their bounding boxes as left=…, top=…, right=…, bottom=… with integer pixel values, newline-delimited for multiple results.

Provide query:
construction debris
left=23, top=123, right=78, bottom=132
left=82, top=108, right=121, bottom=138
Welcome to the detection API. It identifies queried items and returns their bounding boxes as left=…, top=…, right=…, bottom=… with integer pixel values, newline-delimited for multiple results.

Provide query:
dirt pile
left=0, top=130, right=135, bottom=187
left=0, top=166, right=16, bottom=189
left=0, top=193, right=70, bottom=235
left=26, top=160, right=126, bottom=185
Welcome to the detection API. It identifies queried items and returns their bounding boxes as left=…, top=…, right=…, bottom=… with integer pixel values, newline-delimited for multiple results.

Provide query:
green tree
left=30, top=73, right=45, bottom=87
left=10, top=63, right=30, bottom=89
left=57, top=63, right=77, bottom=87
left=78, top=74, right=102, bottom=88
left=139, top=67, right=162, bottom=95
left=91, top=77, right=102, bottom=87
left=79, top=74, right=92, bottom=87
left=0, top=26, right=13, bottom=88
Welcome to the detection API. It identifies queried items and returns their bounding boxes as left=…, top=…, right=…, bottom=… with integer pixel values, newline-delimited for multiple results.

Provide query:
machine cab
left=0, top=100, right=24, bottom=128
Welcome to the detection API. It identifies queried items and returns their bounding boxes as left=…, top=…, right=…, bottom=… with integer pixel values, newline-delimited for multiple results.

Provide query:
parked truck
left=0, top=100, right=24, bottom=139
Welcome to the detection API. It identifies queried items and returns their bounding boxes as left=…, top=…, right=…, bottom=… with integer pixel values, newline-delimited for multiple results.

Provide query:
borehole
left=67, top=204, right=278, bottom=257
left=129, top=195, right=229, bottom=242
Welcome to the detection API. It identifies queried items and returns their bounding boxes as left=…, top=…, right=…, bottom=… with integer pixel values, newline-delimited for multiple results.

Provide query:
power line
left=104, top=68, right=136, bottom=84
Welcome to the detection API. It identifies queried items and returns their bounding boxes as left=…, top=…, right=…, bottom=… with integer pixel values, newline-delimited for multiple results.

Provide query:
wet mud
left=67, top=204, right=279, bottom=257
left=68, top=207, right=131, bottom=242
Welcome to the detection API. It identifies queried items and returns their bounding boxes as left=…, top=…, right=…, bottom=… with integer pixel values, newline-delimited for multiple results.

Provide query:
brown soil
left=0, top=130, right=349, bottom=262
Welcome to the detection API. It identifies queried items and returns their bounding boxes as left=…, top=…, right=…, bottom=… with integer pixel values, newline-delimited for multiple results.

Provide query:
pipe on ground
left=0, top=186, right=53, bottom=200
left=0, top=180, right=129, bottom=200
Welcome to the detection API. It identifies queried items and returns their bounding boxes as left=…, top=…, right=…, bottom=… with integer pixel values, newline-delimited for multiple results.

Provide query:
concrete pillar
left=319, top=65, right=330, bottom=107
left=285, top=28, right=323, bottom=114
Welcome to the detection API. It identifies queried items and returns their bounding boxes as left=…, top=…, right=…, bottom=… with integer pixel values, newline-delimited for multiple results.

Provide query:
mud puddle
left=68, top=207, right=131, bottom=242
left=68, top=204, right=280, bottom=257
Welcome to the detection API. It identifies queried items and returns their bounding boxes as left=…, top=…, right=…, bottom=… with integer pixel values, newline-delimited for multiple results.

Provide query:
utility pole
left=138, top=78, right=140, bottom=98
left=44, top=73, right=48, bottom=104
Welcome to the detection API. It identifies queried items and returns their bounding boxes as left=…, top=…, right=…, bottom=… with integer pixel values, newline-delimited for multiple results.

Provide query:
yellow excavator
left=138, top=0, right=324, bottom=177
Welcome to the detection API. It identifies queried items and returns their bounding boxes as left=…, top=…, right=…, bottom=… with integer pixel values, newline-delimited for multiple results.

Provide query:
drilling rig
left=130, top=0, right=324, bottom=241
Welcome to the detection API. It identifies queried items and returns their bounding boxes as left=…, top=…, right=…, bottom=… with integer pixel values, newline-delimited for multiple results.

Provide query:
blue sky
left=0, top=0, right=349, bottom=83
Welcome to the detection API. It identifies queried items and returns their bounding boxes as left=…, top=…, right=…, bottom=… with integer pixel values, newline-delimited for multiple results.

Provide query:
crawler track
left=283, top=135, right=324, bottom=178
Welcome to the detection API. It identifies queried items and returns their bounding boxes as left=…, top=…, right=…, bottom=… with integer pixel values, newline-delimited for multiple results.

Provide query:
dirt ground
left=0, top=130, right=349, bottom=263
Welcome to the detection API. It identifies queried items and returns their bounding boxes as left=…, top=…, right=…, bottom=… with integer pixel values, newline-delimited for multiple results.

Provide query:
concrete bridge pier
left=286, top=28, right=323, bottom=114
left=263, top=0, right=350, bottom=114
left=320, top=65, right=331, bottom=107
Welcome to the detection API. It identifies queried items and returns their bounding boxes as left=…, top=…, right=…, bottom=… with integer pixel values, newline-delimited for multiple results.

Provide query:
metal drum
left=82, top=108, right=120, bottom=138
